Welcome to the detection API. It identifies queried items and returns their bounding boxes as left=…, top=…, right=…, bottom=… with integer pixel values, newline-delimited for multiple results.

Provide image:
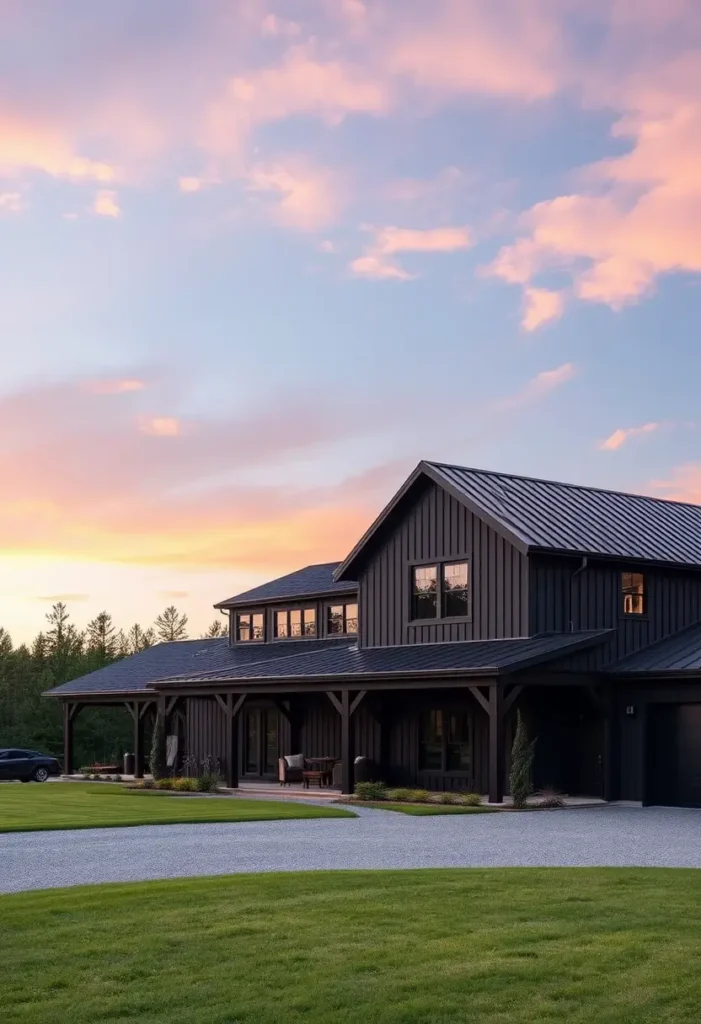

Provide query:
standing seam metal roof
left=427, top=462, right=701, bottom=567
left=609, top=622, right=701, bottom=674
left=215, top=562, right=357, bottom=608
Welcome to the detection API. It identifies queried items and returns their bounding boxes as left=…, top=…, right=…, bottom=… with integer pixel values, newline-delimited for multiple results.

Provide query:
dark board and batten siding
left=531, top=556, right=701, bottom=670
left=359, top=481, right=529, bottom=647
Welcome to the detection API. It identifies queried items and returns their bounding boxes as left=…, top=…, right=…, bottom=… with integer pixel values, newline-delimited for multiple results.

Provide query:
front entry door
left=243, top=709, right=279, bottom=778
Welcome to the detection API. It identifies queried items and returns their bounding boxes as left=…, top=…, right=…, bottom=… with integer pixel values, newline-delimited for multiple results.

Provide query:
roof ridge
left=425, top=460, right=701, bottom=512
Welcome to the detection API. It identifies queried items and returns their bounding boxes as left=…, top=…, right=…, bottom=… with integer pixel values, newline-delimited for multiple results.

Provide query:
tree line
left=0, top=602, right=228, bottom=767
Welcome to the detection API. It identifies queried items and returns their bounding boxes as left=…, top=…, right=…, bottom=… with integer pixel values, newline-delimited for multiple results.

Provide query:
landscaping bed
left=4, top=868, right=701, bottom=1023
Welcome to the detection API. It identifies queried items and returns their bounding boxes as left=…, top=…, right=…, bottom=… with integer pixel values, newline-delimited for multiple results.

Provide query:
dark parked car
left=0, top=748, right=61, bottom=782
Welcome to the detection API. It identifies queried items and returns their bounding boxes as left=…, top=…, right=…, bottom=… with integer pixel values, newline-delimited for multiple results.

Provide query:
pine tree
left=86, top=611, right=117, bottom=661
left=201, top=619, right=226, bottom=638
left=114, top=630, right=130, bottom=658
left=127, top=623, right=155, bottom=654
left=509, top=709, right=536, bottom=809
left=149, top=711, right=168, bottom=779
left=154, top=605, right=188, bottom=642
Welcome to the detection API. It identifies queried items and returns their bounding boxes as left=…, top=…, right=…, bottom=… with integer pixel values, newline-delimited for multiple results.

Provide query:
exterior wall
left=357, top=480, right=529, bottom=647
left=531, top=555, right=701, bottom=669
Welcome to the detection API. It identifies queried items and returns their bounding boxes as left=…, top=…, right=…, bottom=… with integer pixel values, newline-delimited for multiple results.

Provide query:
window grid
left=236, top=612, right=264, bottom=642
left=327, top=602, right=359, bottom=635
left=411, top=560, right=469, bottom=621
left=273, top=607, right=317, bottom=639
left=622, top=572, right=645, bottom=615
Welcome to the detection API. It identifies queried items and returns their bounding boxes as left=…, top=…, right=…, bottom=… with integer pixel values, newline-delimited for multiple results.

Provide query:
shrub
left=79, top=766, right=93, bottom=775
left=149, top=711, right=168, bottom=781
left=173, top=777, right=197, bottom=792
left=537, top=788, right=565, bottom=809
left=354, top=781, right=387, bottom=801
left=387, top=788, right=412, bottom=802
left=155, top=777, right=175, bottom=790
left=196, top=773, right=221, bottom=793
left=407, top=789, right=431, bottom=803
left=436, top=791, right=458, bottom=804
left=457, top=792, right=482, bottom=807
left=113, top=774, right=122, bottom=783
left=510, top=710, right=536, bottom=809
left=142, top=777, right=155, bottom=789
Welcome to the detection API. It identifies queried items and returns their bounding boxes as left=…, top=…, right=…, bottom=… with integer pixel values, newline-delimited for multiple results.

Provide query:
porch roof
left=155, top=631, right=610, bottom=687
left=608, top=621, right=701, bottom=675
left=44, top=637, right=352, bottom=698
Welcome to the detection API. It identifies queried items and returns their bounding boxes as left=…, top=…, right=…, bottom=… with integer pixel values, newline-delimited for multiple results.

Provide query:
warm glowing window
left=412, top=565, right=438, bottom=620
left=622, top=572, right=645, bottom=615
left=236, top=612, right=264, bottom=642
left=274, top=608, right=317, bottom=638
left=327, top=603, right=358, bottom=635
left=411, top=561, right=470, bottom=620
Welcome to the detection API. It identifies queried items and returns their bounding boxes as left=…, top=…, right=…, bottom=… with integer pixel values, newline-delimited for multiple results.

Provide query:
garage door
left=647, top=704, right=701, bottom=807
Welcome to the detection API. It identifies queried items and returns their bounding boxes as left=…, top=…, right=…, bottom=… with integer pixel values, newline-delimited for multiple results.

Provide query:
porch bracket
left=501, top=684, right=524, bottom=718
left=325, top=691, right=343, bottom=715
left=350, top=690, right=367, bottom=715
left=165, top=696, right=178, bottom=717
left=467, top=685, right=490, bottom=716
left=214, top=693, right=227, bottom=714
left=139, top=699, right=155, bottom=720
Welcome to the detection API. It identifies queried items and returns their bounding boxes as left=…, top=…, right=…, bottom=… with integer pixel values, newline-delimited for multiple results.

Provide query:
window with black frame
left=236, top=612, right=264, bottom=642
left=327, top=602, right=358, bottom=635
left=411, top=560, right=469, bottom=620
left=274, top=608, right=317, bottom=638
left=622, top=572, right=645, bottom=615
left=412, top=565, right=438, bottom=619
left=419, top=709, right=471, bottom=773
left=443, top=562, right=469, bottom=617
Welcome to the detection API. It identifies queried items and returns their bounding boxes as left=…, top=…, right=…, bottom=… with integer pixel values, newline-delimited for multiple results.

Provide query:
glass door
left=243, top=709, right=279, bottom=777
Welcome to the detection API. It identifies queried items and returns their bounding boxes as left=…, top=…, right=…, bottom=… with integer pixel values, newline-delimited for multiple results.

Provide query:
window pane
left=412, top=566, right=437, bottom=620
left=446, top=712, right=471, bottom=771
left=413, top=591, right=437, bottom=620
left=443, top=562, right=468, bottom=591
left=419, top=710, right=443, bottom=770
left=290, top=609, right=303, bottom=637
left=413, top=565, right=437, bottom=593
left=275, top=610, right=289, bottom=638
left=237, top=614, right=251, bottom=642
left=303, top=608, right=316, bottom=636
left=345, top=603, right=358, bottom=634
left=622, top=572, right=645, bottom=614
left=328, top=606, right=344, bottom=634
left=252, top=614, right=264, bottom=640
left=444, top=588, right=469, bottom=617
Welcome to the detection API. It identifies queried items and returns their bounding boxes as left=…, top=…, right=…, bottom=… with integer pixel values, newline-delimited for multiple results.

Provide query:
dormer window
left=327, top=602, right=358, bottom=635
left=236, top=612, right=264, bottom=642
left=274, top=607, right=316, bottom=638
left=622, top=572, right=645, bottom=615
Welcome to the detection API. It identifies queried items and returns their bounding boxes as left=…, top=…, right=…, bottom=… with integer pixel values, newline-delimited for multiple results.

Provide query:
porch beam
left=223, top=692, right=246, bottom=788
left=467, top=684, right=490, bottom=715
left=133, top=701, right=144, bottom=779
left=63, top=702, right=74, bottom=775
left=325, top=691, right=343, bottom=715
left=501, top=684, right=524, bottom=718
left=488, top=684, right=505, bottom=804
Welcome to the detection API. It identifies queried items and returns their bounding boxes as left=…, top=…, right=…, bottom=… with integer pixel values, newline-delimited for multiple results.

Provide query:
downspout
left=569, top=556, right=588, bottom=632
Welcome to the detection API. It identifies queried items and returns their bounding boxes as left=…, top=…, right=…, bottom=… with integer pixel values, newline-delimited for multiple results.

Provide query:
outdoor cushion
left=285, top=754, right=304, bottom=769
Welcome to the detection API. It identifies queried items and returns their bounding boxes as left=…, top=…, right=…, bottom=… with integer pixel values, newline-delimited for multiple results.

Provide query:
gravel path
left=3, top=805, right=701, bottom=893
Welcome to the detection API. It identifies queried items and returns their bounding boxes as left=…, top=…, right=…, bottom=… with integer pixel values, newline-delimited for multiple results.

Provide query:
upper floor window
left=274, top=607, right=316, bottom=638
left=236, top=612, right=264, bottom=642
left=411, top=561, right=469, bottom=620
left=327, top=602, right=358, bottom=635
left=622, top=572, right=645, bottom=615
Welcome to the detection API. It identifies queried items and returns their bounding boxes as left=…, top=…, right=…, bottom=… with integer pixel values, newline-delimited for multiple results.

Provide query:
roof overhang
left=214, top=584, right=358, bottom=610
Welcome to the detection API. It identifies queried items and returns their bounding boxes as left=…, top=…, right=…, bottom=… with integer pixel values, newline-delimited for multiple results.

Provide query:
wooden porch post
left=488, top=684, right=505, bottom=804
left=134, top=701, right=144, bottom=779
left=341, top=689, right=355, bottom=795
left=221, top=693, right=246, bottom=788
left=63, top=702, right=74, bottom=775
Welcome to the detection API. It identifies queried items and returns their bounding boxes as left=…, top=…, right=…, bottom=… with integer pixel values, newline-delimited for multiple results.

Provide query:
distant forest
left=0, top=602, right=227, bottom=767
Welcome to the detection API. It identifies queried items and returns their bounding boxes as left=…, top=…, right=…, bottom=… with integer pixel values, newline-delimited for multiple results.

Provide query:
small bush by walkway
left=0, top=782, right=354, bottom=833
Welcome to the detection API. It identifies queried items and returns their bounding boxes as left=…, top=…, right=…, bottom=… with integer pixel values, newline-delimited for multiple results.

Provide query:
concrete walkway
left=3, top=805, right=701, bottom=894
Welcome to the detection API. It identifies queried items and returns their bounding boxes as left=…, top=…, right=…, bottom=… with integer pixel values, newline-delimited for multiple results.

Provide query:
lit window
left=443, top=562, right=469, bottom=617
left=327, top=603, right=358, bottom=635
left=236, top=612, right=264, bottom=642
left=274, top=608, right=317, bottom=638
left=622, top=572, right=645, bottom=615
left=412, top=565, right=438, bottom=620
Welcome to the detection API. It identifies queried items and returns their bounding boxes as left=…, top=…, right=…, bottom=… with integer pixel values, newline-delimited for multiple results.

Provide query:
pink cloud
left=85, top=379, right=146, bottom=395
left=599, top=422, right=660, bottom=451
left=246, top=158, right=343, bottom=231
left=0, top=191, right=24, bottom=214
left=651, top=464, right=701, bottom=504
left=349, top=255, right=414, bottom=281
left=351, top=223, right=472, bottom=279
left=496, top=363, right=577, bottom=410
left=92, top=189, right=121, bottom=218
left=522, top=287, right=565, bottom=331
left=139, top=416, right=180, bottom=437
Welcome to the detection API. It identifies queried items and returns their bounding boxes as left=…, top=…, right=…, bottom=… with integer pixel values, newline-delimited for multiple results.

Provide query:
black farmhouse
left=48, top=461, right=701, bottom=806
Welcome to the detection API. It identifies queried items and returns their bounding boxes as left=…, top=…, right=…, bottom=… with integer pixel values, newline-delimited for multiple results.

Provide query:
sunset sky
left=2, top=0, right=701, bottom=643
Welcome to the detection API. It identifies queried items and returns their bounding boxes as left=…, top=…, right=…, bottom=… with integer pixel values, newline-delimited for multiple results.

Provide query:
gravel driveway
left=3, top=805, right=701, bottom=893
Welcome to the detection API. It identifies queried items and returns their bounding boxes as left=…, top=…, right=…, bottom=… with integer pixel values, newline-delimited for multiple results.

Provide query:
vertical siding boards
left=186, top=697, right=227, bottom=770
left=532, top=556, right=701, bottom=671
left=358, top=481, right=529, bottom=647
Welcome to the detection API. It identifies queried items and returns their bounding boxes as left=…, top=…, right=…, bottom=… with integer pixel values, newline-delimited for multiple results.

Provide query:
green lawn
left=4, top=869, right=701, bottom=1023
left=0, top=782, right=354, bottom=832
left=358, top=801, right=497, bottom=815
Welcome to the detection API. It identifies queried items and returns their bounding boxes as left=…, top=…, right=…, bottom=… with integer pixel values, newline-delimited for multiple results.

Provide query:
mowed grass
left=4, top=869, right=701, bottom=1023
left=0, top=782, right=354, bottom=832
left=358, top=801, right=497, bottom=815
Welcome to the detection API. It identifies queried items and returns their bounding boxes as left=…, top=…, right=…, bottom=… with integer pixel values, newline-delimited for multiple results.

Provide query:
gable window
left=622, top=572, right=645, bottom=615
left=236, top=612, right=264, bottom=642
left=274, top=608, right=316, bottom=638
left=411, top=561, right=469, bottom=620
left=419, top=709, right=471, bottom=773
left=412, top=565, right=438, bottom=620
left=327, top=602, right=359, bottom=635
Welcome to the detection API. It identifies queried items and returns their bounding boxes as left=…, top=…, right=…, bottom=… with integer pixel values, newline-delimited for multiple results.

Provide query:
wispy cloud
left=651, top=464, right=701, bottom=504
left=496, top=363, right=577, bottom=410
left=138, top=416, right=180, bottom=437
left=522, top=287, right=564, bottom=331
left=85, top=379, right=146, bottom=396
left=33, top=593, right=89, bottom=603
left=0, top=191, right=24, bottom=214
left=351, top=224, right=472, bottom=279
left=599, top=422, right=660, bottom=451
left=246, top=158, right=343, bottom=231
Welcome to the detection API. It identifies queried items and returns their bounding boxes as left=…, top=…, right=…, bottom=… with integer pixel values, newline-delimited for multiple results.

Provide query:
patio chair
left=278, top=754, right=305, bottom=786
